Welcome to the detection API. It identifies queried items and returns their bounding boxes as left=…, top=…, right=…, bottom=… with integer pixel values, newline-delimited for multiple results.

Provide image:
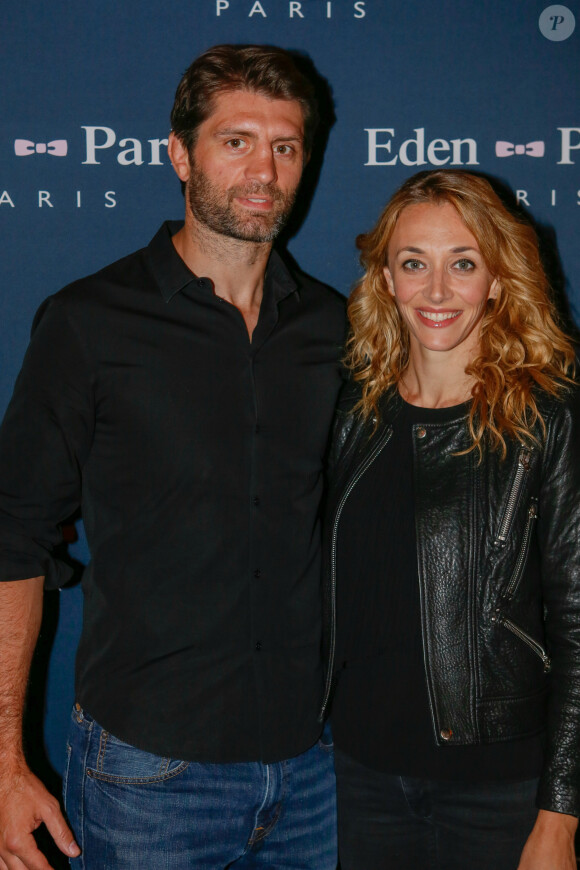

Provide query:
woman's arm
left=518, top=809, right=577, bottom=870
left=536, top=385, right=580, bottom=817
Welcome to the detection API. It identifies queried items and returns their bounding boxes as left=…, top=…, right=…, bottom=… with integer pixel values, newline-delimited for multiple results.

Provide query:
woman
left=323, top=170, right=580, bottom=869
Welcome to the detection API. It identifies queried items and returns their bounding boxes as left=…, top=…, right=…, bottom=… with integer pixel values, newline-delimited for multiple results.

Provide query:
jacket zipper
left=501, top=501, right=538, bottom=601
left=319, top=427, right=393, bottom=721
left=496, top=448, right=532, bottom=543
left=499, top=617, right=551, bottom=672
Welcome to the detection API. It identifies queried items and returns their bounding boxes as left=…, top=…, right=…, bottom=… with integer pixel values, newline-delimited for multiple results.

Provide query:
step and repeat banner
left=1, top=1, right=579, bottom=774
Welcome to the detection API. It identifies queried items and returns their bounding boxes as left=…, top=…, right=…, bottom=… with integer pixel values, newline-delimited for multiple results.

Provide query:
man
left=0, top=45, right=345, bottom=869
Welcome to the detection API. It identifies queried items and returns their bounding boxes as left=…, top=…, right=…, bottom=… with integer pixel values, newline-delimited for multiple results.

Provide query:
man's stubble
left=186, top=160, right=298, bottom=244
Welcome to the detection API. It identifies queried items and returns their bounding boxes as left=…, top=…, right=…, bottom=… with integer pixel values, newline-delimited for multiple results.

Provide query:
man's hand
left=0, top=764, right=79, bottom=870
left=518, top=808, right=578, bottom=870
left=0, top=578, right=80, bottom=869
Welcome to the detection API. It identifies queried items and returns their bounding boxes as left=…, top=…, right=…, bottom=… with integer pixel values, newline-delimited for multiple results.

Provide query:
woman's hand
left=518, top=809, right=578, bottom=869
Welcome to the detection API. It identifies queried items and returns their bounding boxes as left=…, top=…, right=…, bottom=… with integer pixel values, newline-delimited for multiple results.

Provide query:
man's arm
left=0, top=578, right=80, bottom=870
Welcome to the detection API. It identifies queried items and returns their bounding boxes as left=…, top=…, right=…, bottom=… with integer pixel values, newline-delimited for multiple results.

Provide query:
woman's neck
left=399, top=345, right=475, bottom=409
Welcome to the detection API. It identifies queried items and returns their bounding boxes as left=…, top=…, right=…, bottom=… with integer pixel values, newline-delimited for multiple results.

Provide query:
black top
left=0, top=222, right=346, bottom=763
left=333, top=398, right=543, bottom=780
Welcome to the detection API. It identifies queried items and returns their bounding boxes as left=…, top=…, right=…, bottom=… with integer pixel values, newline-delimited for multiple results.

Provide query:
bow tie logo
left=495, top=141, right=545, bottom=158
left=14, top=139, right=68, bottom=157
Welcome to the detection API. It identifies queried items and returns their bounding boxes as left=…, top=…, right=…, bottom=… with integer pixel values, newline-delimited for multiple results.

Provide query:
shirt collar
left=146, top=221, right=299, bottom=305
left=146, top=221, right=197, bottom=303
left=264, top=248, right=299, bottom=304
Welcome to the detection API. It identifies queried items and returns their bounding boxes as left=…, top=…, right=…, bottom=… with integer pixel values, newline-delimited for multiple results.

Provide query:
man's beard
left=186, top=161, right=297, bottom=243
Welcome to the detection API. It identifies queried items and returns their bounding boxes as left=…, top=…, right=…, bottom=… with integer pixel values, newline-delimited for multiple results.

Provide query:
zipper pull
left=501, top=587, right=514, bottom=604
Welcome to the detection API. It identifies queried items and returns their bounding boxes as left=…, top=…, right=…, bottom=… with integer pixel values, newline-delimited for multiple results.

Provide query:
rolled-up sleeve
left=0, top=296, right=95, bottom=588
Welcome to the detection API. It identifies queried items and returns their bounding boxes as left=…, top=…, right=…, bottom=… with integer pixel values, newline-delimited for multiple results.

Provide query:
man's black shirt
left=0, top=222, right=346, bottom=762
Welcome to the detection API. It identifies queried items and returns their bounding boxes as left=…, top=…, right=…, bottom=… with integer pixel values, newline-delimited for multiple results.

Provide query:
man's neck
left=172, top=215, right=272, bottom=336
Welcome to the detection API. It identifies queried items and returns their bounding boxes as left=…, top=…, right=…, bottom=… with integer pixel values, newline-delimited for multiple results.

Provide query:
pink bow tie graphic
left=14, top=139, right=68, bottom=157
left=495, top=140, right=545, bottom=158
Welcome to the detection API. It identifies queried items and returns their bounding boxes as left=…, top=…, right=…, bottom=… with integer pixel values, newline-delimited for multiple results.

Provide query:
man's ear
left=167, top=132, right=191, bottom=183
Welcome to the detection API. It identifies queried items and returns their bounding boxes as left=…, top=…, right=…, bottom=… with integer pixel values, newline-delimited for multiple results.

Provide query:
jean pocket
left=86, top=728, right=189, bottom=785
left=62, top=741, right=73, bottom=803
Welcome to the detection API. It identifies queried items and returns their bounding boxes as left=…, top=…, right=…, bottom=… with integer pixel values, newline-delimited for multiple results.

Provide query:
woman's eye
left=402, top=259, right=424, bottom=271
left=454, top=259, right=475, bottom=271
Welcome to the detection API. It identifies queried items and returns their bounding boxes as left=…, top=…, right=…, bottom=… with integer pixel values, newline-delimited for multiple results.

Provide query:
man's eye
left=227, top=138, right=245, bottom=149
left=454, top=259, right=475, bottom=271
left=402, top=259, right=424, bottom=271
left=274, top=144, right=293, bottom=155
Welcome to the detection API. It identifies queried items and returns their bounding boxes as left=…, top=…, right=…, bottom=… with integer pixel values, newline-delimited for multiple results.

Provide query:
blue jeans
left=63, top=704, right=337, bottom=869
left=335, top=748, right=538, bottom=870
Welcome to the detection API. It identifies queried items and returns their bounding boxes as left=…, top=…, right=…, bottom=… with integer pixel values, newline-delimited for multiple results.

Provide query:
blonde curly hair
left=346, top=170, right=576, bottom=457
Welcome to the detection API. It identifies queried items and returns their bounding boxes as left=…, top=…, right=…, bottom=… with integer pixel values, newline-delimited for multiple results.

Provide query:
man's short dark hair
left=170, top=44, right=319, bottom=157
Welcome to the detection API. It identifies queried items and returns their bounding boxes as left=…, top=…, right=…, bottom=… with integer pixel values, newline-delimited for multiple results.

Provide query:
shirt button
left=253, top=496, right=260, bottom=506
left=417, top=427, right=427, bottom=439
left=255, top=641, right=262, bottom=651
left=440, top=728, right=453, bottom=741
left=254, top=569, right=261, bottom=578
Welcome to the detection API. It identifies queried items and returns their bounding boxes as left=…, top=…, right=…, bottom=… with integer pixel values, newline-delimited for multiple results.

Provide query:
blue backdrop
left=1, top=0, right=579, bottom=778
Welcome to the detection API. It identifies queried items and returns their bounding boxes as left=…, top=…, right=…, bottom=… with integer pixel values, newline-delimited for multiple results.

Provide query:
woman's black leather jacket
left=321, top=381, right=580, bottom=816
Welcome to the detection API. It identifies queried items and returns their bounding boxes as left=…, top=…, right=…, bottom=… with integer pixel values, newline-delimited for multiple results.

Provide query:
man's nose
left=244, top=146, right=277, bottom=184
